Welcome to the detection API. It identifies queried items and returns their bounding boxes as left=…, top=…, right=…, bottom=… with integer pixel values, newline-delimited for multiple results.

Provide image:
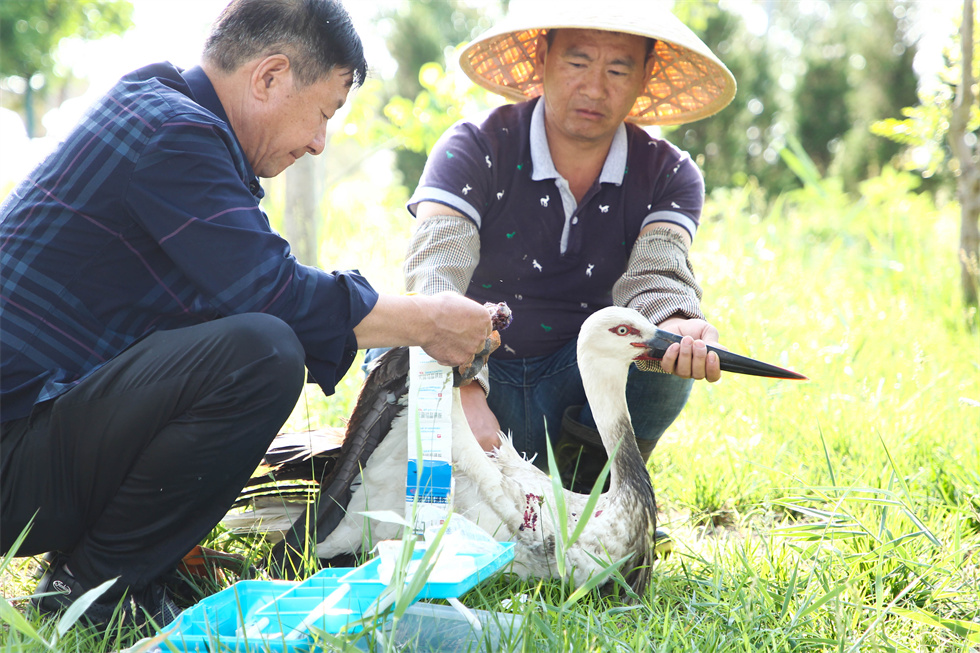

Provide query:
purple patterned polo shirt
left=408, top=97, right=703, bottom=359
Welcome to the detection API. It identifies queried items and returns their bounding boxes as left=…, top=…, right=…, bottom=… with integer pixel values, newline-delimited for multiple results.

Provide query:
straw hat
left=458, top=1, right=736, bottom=126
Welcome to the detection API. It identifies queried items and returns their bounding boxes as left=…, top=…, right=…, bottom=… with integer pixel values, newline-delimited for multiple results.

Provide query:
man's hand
left=353, top=292, right=491, bottom=367
left=459, top=382, right=502, bottom=451
left=657, top=316, right=723, bottom=382
left=415, top=292, right=494, bottom=367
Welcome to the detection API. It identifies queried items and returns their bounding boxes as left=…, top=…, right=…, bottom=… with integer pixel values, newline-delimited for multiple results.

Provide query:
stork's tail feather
left=625, top=557, right=653, bottom=600
left=268, top=347, right=410, bottom=579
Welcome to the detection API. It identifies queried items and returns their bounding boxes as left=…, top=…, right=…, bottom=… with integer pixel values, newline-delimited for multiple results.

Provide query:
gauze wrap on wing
left=613, top=226, right=705, bottom=373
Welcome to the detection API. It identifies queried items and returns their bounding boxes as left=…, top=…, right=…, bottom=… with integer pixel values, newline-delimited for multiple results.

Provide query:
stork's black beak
left=638, top=329, right=808, bottom=380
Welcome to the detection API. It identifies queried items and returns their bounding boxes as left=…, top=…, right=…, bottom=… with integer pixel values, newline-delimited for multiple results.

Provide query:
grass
left=2, top=164, right=978, bottom=651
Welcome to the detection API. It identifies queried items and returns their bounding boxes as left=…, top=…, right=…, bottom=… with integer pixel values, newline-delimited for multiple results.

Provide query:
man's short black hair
left=204, top=0, right=367, bottom=88
left=544, top=28, right=657, bottom=61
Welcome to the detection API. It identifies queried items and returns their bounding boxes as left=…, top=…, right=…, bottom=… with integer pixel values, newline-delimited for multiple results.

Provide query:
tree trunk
left=25, top=84, right=36, bottom=138
left=284, top=154, right=321, bottom=267
left=948, top=0, right=979, bottom=308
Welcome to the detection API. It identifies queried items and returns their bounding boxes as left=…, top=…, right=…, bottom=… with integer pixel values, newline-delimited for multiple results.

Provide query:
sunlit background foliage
left=1, top=1, right=977, bottom=651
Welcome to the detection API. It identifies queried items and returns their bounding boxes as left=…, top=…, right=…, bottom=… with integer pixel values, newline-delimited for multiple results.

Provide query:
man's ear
left=534, top=32, right=549, bottom=68
left=251, top=54, right=292, bottom=100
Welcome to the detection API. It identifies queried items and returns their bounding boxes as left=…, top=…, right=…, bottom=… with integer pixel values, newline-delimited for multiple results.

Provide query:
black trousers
left=0, top=313, right=305, bottom=595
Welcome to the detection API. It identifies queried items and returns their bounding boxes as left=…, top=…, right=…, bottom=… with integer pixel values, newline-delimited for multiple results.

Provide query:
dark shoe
left=32, top=555, right=180, bottom=631
left=31, top=554, right=99, bottom=617
left=130, top=581, right=182, bottom=629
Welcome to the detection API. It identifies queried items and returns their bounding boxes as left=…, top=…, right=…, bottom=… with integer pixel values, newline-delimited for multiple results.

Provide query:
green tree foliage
left=373, top=0, right=494, bottom=189
left=788, top=0, right=919, bottom=188
left=872, top=6, right=979, bottom=180
left=667, top=1, right=797, bottom=196
left=839, top=3, right=919, bottom=182
left=671, top=0, right=917, bottom=196
left=872, top=0, right=979, bottom=307
left=342, top=60, right=500, bottom=161
left=795, top=57, right=851, bottom=175
left=0, top=0, right=133, bottom=136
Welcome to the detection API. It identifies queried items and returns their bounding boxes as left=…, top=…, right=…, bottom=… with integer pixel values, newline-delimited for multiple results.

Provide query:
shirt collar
left=181, top=65, right=264, bottom=199
left=529, top=97, right=629, bottom=186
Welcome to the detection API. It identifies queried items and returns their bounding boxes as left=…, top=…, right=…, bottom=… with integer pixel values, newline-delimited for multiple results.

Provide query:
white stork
left=228, top=305, right=804, bottom=593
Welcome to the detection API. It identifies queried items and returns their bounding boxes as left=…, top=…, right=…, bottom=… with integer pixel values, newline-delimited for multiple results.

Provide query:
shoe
left=130, top=582, right=182, bottom=629
left=653, top=528, right=674, bottom=558
left=32, top=555, right=180, bottom=631
left=31, top=554, right=101, bottom=617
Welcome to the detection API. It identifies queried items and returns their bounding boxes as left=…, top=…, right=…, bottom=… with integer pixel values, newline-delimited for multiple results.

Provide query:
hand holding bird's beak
left=646, top=316, right=806, bottom=381
left=414, top=292, right=494, bottom=367
left=657, top=317, right=724, bottom=382
left=454, top=331, right=500, bottom=386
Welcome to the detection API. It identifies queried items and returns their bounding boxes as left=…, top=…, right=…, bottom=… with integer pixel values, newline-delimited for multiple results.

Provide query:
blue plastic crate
left=249, top=568, right=387, bottom=638
left=155, top=541, right=515, bottom=651
left=341, top=541, right=515, bottom=600
left=157, top=580, right=302, bottom=652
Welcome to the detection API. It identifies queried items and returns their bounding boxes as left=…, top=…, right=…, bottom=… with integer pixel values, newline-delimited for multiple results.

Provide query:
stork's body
left=315, top=307, right=659, bottom=590
left=228, top=307, right=804, bottom=589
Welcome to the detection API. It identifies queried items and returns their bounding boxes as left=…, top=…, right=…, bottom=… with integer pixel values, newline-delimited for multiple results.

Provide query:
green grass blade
left=544, top=433, right=569, bottom=581
left=563, top=554, right=631, bottom=608
left=567, top=440, right=619, bottom=546
left=0, top=595, right=52, bottom=649
left=817, top=425, right=836, bottom=487
left=790, top=582, right=847, bottom=625
left=892, top=608, right=980, bottom=643
left=55, top=577, right=119, bottom=638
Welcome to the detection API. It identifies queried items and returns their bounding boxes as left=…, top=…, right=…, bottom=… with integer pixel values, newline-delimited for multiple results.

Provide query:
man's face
left=537, top=29, right=651, bottom=145
left=242, top=60, right=353, bottom=178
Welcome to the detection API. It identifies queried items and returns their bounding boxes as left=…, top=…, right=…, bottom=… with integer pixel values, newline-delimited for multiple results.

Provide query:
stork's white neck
left=577, top=348, right=635, bottom=489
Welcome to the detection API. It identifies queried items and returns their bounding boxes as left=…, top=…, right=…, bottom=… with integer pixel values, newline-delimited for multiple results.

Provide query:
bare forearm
left=353, top=294, right=428, bottom=349
left=459, top=381, right=502, bottom=451
left=353, top=292, right=491, bottom=367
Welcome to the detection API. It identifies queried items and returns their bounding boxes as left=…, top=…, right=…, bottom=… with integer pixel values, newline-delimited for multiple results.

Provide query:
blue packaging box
left=405, top=459, right=452, bottom=500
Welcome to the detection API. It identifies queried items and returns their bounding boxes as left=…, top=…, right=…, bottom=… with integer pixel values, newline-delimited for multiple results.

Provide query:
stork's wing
left=234, top=428, right=346, bottom=507
left=269, top=347, right=410, bottom=578
left=263, top=429, right=345, bottom=466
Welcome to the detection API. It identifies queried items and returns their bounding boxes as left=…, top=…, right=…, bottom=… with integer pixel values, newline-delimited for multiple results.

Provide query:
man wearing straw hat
left=401, top=2, right=737, bottom=506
